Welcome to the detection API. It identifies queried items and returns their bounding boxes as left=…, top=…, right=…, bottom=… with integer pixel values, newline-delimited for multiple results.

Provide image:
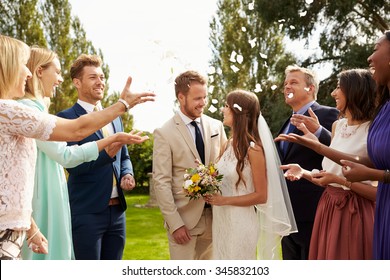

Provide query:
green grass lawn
left=123, top=194, right=169, bottom=260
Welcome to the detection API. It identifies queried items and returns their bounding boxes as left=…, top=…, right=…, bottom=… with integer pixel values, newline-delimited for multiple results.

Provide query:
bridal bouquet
left=183, top=161, right=223, bottom=200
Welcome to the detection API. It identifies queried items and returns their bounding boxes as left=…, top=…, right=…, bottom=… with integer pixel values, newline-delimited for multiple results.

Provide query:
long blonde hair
left=0, top=34, right=30, bottom=99
left=25, top=47, right=58, bottom=100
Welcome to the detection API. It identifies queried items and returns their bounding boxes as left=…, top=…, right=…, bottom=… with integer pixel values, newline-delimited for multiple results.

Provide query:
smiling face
left=283, top=70, right=315, bottom=111
left=178, top=81, right=207, bottom=119
left=331, top=82, right=347, bottom=113
left=367, top=33, right=390, bottom=88
left=74, top=65, right=105, bottom=105
left=39, top=57, right=63, bottom=98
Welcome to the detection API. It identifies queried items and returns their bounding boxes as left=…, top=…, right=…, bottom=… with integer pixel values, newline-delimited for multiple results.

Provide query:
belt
left=108, top=197, right=120, bottom=206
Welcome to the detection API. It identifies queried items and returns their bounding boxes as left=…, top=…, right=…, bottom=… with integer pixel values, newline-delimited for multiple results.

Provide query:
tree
left=208, top=0, right=297, bottom=134
left=255, top=0, right=390, bottom=103
left=0, top=0, right=46, bottom=46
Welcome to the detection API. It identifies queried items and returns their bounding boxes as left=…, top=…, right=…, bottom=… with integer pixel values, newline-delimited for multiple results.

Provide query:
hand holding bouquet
left=183, top=160, right=223, bottom=200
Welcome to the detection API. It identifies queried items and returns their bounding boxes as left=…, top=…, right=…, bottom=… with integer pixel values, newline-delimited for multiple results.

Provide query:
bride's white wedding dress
left=212, top=143, right=259, bottom=260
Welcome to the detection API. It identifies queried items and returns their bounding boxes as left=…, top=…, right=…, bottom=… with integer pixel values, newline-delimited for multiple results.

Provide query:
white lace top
left=322, top=118, right=372, bottom=190
left=0, top=100, right=56, bottom=230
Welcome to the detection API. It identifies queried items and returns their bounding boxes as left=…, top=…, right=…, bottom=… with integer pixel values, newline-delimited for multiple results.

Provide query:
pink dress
left=309, top=119, right=375, bottom=260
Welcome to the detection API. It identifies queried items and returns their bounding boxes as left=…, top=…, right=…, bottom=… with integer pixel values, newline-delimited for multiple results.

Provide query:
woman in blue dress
left=342, top=30, right=390, bottom=259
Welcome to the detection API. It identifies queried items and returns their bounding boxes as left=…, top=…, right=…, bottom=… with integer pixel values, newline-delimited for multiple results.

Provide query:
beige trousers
left=167, top=208, right=212, bottom=260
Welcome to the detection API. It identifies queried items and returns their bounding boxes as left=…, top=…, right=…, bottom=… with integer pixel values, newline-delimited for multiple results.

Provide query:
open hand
left=120, top=76, right=156, bottom=108
left=280, top=164, right=304, bottom=181
left=290, top=108, right=320, bottom=134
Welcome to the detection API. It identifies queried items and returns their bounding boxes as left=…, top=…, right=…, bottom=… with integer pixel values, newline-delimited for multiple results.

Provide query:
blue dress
left=19, top=99, right=99, bottom=260
left=367, top=101, right=390, bottom=260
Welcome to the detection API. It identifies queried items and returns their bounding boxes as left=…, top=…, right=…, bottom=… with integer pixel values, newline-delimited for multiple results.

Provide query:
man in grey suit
left=153, top=70, right=227, bottom=260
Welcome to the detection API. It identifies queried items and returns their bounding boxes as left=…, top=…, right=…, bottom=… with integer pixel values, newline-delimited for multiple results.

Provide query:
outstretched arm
left=49, top=77, right=155, bottom=142
left=275, top=122, right=373, bottom=167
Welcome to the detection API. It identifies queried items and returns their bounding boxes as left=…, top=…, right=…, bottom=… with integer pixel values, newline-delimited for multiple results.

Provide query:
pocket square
left=211, top=133, right=219, bottom=138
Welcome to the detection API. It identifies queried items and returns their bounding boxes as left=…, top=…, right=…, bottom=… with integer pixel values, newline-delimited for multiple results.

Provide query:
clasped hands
left=203, top=193, right=224, bottom=206
left=280, top=164, right=341, bottom=187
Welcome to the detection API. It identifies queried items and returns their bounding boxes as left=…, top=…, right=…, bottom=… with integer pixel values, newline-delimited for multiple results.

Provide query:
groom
left=153, top=70, right=227, bottom=259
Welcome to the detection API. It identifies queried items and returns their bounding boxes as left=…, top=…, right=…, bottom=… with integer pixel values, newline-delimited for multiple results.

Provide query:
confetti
left=290, top=25, right=296, bottom=30
left=305, top=0, right=314, bottom=4
left=311, top=169, right=320, bottom=175
left=208, top=105, right=217, bottom=113
left=249, top=38, right=257, bottom=48
left=208, top=66, right=216, bottom=75
left=271, top=85, right=278, bottom=91
left=230, top=51, right=237, bottom=63
left=254, top=83, right=262, bottom=93
left=304, top=87, right=310, bottom=92
left=259, top=52, right=268, bottom=59
left=299, top=11, right=307, bottom=17
left=208, top=85, right=215, bottom=93
left=248, top=2, right=255, bottom=10
left=236, top=55, right=244, bottom=64
left=241, top=27, right=247, bottom=32
left=211, top=98, right=218, bottom=104
left=287, top=92, right=294, bottom=98
left=230, top=65, right=240, bottom=73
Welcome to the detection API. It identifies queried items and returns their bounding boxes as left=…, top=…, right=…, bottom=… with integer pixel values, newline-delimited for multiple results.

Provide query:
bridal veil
left=256, top=114, right=298, bottom=260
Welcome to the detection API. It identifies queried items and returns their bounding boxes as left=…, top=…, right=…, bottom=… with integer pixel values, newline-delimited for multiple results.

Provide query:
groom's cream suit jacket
left=153, top=112, right=227, bottom=234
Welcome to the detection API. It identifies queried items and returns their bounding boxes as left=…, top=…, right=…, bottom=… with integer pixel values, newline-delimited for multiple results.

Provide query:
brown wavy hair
left=225, top=89, right=261, bottom=187
left=338, top=68, right=377, bottom=122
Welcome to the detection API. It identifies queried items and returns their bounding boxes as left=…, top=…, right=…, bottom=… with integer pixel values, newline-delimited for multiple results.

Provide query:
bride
left=205, top=89, right=297, bottom=260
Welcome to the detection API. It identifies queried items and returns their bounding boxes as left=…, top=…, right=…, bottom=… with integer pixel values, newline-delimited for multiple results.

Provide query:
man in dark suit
left=58, top=54, right=134, bottom=260
left=276, top=65, right=339, bottom=260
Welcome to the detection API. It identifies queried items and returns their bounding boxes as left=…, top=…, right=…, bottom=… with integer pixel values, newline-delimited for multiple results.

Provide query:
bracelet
left=117, top=98, right=130, bottom=112
left=27, top=228, right=40, bottom=242
left=384, top=169, right=390, bottom=184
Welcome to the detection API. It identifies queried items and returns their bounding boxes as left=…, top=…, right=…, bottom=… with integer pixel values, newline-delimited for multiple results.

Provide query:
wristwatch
left=117, top=98, right=130, bottom=112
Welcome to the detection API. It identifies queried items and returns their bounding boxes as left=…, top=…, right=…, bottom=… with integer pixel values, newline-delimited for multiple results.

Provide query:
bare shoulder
left=248, top=141, right=264, bottom=157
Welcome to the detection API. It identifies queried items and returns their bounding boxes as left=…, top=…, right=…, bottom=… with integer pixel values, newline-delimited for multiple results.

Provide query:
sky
left=67, top=0, right=330, bottom=133
left=68, top=0, right=219, bottom=132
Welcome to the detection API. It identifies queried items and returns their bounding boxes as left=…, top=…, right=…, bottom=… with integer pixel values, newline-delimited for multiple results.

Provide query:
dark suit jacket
left=277, top=102, right=339, bottom=223
left=57, top=103, right=132, bottom=215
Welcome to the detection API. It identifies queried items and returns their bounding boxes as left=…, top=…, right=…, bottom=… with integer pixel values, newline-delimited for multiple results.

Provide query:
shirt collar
left=295, top=100, right=315, bottom=115
left=178, top=110, right=201, bottom=126
left=77, top=99, right=102, bottom=113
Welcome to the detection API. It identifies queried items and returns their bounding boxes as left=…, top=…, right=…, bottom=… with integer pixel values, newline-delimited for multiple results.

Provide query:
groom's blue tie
left=282, top=116, right=296, bottom=156
left=190, top=120, right=205, bottom=164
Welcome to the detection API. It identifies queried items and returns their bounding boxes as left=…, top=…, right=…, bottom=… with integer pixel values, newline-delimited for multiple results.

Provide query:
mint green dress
left=19, top=99, right=99, bottom=260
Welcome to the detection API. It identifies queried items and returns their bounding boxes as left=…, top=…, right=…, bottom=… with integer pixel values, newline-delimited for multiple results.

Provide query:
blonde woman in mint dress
left=20, top=47, right=148, bottom=260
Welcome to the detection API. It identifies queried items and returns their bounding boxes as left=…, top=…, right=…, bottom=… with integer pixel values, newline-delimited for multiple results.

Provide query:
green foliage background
left=1, top=0, right=389, bottom=195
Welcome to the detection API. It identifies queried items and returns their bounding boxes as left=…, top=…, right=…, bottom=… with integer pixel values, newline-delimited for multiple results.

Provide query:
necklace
left=339, top=121, right=360, bottom=138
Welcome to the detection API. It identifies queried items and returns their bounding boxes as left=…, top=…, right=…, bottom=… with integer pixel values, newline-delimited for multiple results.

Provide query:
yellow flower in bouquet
left=183, top=161, right=223, bottom=200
